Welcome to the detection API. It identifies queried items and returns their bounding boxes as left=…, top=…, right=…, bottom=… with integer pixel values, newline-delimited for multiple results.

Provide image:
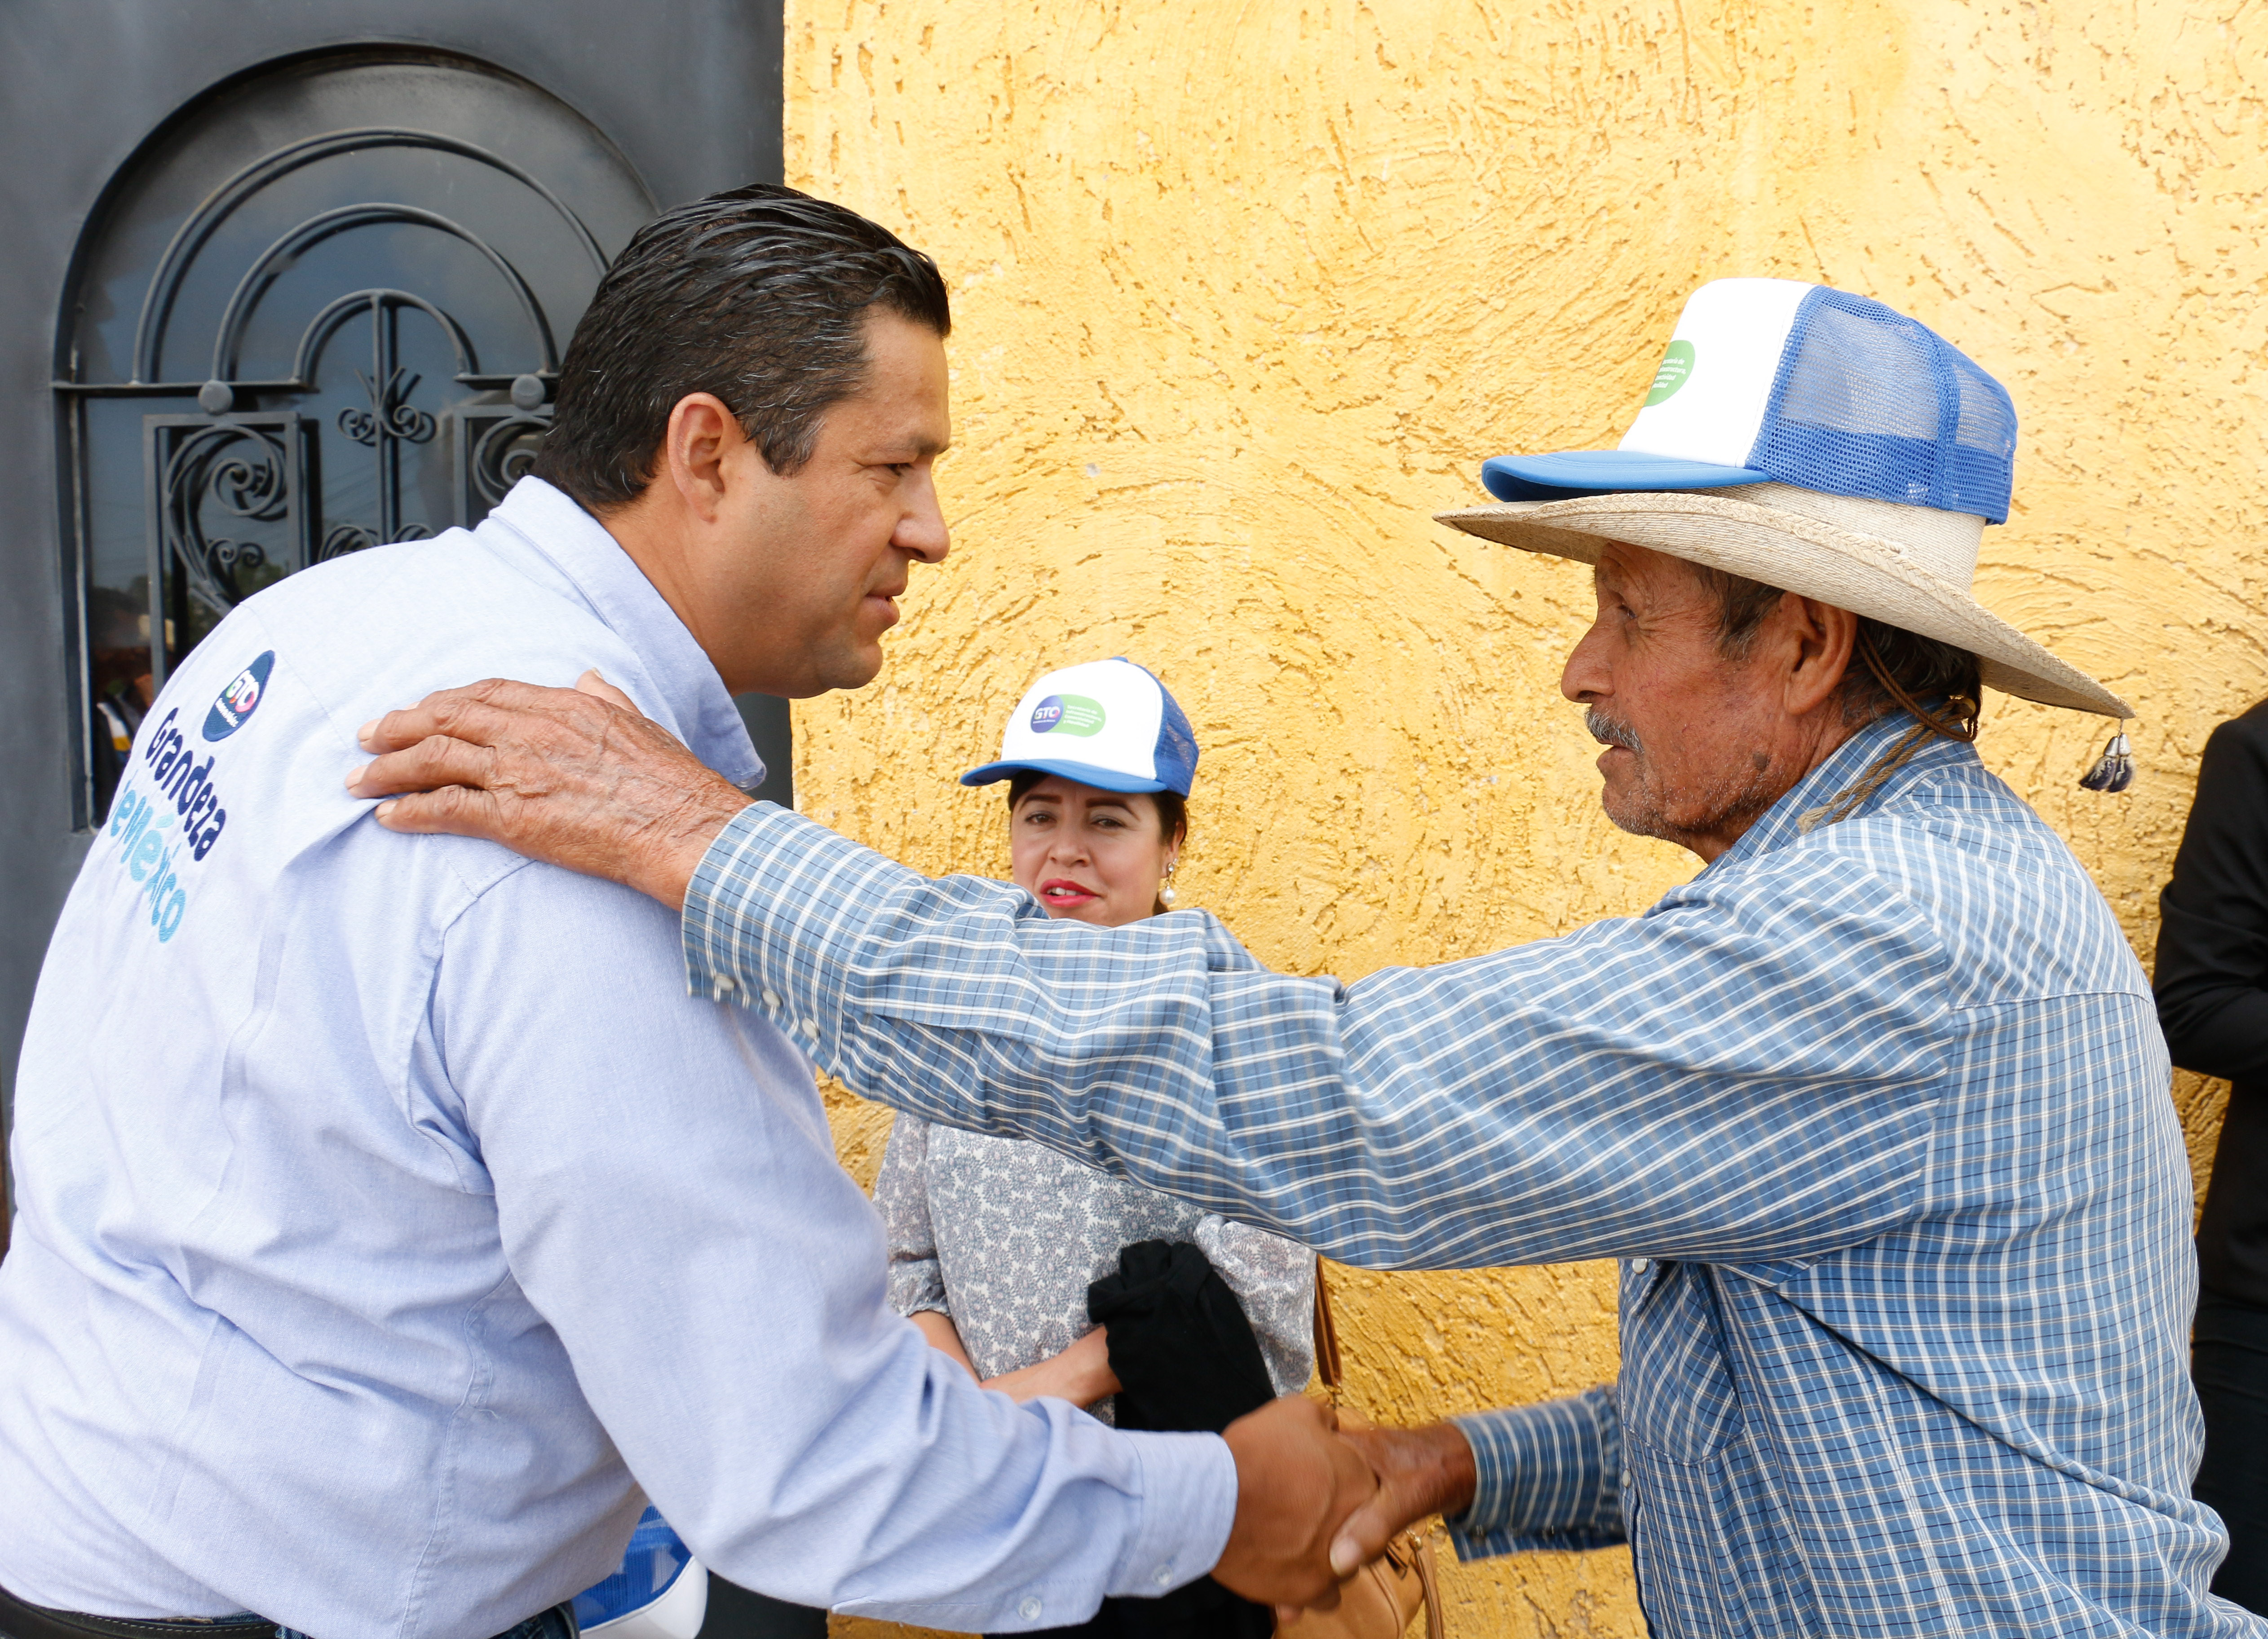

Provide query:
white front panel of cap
left=1617, top=278, right=1816, bottom=467
left=995, top=660, right=1163, bottom=782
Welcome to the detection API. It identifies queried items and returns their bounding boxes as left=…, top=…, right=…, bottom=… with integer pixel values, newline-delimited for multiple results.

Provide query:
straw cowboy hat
left=1434, top=278, right=2132, bottom=725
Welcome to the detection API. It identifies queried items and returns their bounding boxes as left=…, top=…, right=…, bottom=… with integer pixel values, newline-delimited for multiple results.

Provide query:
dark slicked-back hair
left=530, top=183, right=950, bottom=510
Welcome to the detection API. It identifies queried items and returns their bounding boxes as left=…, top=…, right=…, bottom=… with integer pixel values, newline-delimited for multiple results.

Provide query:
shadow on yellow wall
left=786, top=1, right=2263, bottom=1633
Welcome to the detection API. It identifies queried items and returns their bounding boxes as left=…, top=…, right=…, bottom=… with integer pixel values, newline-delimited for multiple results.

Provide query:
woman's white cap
left=962, top=658, right=1199, bottom=796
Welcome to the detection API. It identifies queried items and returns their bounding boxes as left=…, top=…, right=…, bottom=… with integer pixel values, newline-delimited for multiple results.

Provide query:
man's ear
left=659, top=393, right=746, bottom=523
left=1784, top=596, right=1858, bottom=715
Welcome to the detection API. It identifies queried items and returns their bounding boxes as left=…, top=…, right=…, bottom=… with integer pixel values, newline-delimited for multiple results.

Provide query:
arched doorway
left=57, top=49, right=662, bottom=819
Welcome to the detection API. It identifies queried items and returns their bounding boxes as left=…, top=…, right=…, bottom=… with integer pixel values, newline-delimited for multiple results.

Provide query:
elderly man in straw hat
left=349, top=278, right=2246, bottom=1635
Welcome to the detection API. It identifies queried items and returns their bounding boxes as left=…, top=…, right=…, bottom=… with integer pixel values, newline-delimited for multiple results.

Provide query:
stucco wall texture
left=786, top=3, right=2262, bottom=1634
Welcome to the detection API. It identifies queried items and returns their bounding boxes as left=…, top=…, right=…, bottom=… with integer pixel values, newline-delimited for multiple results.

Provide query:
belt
left=0, top=1587, right=576, bottom=1639
left=0, top=1587, right=273, bottom=1639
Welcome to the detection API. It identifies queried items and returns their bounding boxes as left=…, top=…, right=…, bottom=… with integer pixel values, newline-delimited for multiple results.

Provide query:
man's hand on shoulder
left=346, top=671, right=750, bottom=909
left=1211, top=1395, right=1378, bottom=1614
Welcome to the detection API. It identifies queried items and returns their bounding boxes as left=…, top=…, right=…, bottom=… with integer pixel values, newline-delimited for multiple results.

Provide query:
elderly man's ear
left=1768, top=594, right=1860, bottom=716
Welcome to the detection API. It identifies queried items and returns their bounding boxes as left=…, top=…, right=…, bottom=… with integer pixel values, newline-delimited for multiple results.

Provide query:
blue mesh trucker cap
left=1480, top=279, right=2020, bottom=524
left=1433, top=276, right=2135, bottom=723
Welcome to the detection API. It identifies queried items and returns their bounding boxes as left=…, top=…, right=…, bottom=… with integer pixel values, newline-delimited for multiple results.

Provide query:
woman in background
left=875, top=658, right=1313, bottom=1639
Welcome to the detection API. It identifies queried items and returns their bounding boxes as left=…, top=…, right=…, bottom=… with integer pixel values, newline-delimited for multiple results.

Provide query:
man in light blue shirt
left=0, top=187, right=1369, bottom=1639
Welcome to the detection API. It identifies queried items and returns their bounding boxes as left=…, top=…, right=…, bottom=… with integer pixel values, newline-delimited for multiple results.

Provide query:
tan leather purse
left=1275, top=1264, right=1445, bottom=1639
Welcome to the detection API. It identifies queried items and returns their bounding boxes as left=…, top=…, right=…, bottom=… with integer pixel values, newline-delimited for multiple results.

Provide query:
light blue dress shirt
left=681, top=718, right=2259, bottom=1638
left=0, top=478, right=1232, bottom=1639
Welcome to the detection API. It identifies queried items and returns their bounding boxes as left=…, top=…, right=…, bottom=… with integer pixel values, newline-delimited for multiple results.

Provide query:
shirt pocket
left=1619, top=1262, right=1745, bottom=1462
left=1620, top=1265, right=1824, bottom=1639
left=1624, top=1434, right=1823, bottom=1639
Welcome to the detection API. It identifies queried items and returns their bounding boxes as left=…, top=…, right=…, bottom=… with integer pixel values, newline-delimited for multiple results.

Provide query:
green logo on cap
left=1644, top=339, right=1696, bottom=407
left=1030, top=694, right=1106, bottom=737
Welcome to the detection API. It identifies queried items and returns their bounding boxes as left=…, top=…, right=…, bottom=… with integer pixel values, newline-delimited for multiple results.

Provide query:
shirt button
left=763, top=990, right=782, bottom=1010
left=801, top=1018, right=821, bottom=1041
left=712, top=974, right=736, bottom=996
left=1018, top=1598, right=1042, bottom=1621
left=1629, top=1257, right=1651, bottom=1275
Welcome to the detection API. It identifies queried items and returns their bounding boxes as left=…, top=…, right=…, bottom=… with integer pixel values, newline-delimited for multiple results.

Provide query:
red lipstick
left=1039, top=877, right=1101, bottom=906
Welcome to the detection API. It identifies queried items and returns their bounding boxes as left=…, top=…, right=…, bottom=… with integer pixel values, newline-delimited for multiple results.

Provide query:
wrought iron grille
left=56, top=55, right=657, bottom=822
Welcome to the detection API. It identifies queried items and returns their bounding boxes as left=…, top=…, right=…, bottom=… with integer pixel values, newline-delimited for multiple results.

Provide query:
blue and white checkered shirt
left=684, top=715, right=2255, bottom=1637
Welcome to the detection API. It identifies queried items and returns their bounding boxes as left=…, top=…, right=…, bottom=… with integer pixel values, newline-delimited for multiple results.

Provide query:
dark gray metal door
left=2, top=4, right=790, bottom=1200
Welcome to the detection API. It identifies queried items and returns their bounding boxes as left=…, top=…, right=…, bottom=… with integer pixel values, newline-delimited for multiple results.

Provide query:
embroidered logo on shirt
left=107, top=705, right=234, bottom=942
left=202, top=651, right=275, bottom=741
left=106, top=783, right=190, bottom=942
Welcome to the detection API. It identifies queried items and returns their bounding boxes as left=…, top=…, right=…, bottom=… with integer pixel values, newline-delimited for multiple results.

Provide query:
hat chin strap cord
left=1800, top=633, right=2134, bottom=831
left=1798, top=632, right=1981, bottom=834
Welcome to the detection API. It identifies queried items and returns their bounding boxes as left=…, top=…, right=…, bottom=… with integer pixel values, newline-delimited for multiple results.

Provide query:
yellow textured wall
left=785, top=3, right=2264, bottom=1633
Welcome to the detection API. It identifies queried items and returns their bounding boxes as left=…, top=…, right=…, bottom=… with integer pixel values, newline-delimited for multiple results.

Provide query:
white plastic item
left=582, top=1552, right=708, bottom=1639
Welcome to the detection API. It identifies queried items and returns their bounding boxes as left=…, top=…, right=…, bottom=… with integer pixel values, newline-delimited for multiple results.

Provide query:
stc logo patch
left=203, top=651, right=275, bottom=741
left=1029, top=693, right=1105, bottom=737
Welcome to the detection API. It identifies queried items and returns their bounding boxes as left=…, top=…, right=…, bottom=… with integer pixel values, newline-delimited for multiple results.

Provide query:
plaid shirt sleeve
left=683, top=803, right=1948, bottom=1272
left=1449, top=1387, right=1625, bottom=1556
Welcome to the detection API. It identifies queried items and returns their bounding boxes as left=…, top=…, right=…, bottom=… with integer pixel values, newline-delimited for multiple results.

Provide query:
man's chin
left=772, top=643, right=885, bottom=698
left=838, top=643, right=887, bottom=691
left=1598, top=780, right=1671, bottom=845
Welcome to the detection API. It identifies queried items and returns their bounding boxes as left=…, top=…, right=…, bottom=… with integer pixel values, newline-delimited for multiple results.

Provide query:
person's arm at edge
left=909, top=1310, right=980, bottom=1378
left=675, top=803, right=1942, bottom=1272
left=2155, top=712, right=2268, bottom=1083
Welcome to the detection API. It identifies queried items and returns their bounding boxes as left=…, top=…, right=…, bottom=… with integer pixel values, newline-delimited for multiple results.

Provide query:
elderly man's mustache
left=1585, top=708, right=1642, bottom=754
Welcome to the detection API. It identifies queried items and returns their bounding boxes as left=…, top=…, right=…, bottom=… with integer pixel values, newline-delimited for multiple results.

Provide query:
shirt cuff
left=685, top=802, right=805, bottom=1005
left=1106, top=1430, right=1238, bottom=1599
left=1446, top=1386, right=1625, bottom=1559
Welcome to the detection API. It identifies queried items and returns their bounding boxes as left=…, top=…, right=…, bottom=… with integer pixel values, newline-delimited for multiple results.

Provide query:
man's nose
left=894, top=467, right=950, bottom=564
left=1561, top=625, right=1609, bottom=704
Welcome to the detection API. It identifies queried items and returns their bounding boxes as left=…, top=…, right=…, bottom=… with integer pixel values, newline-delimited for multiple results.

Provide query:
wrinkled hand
left=345, top=673, right=750, bottom=908
left=1326, top=1421, right=1477, bottom=1579
left=1211, top=1395, right=1378, bottom=1612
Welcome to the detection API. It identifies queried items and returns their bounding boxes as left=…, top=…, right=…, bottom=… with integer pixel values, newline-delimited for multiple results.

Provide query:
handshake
left=1213, top=1397, right=1477, bottom=1620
